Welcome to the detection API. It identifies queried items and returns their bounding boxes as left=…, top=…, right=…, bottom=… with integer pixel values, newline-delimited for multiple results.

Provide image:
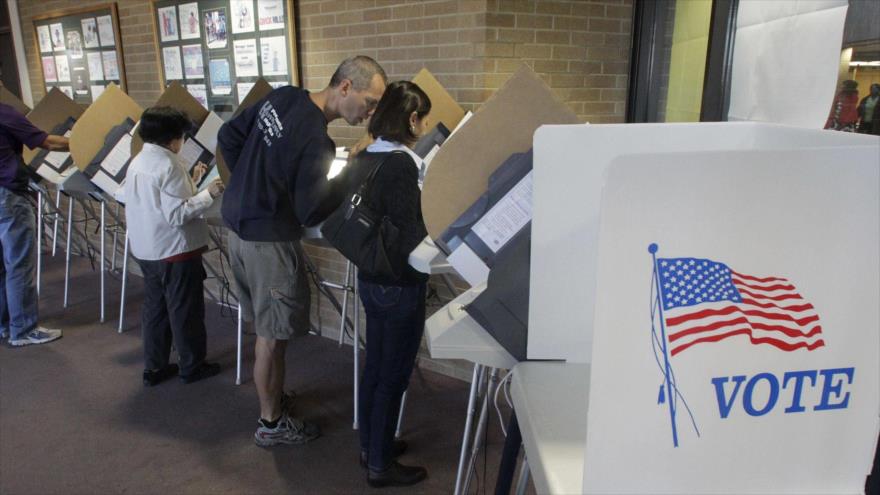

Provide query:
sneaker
left=9, top=327, right=62, bottom=347
left=0, top=329, right=8, bottom=340
left=143, top=364, right=180, bottom=387
left=254, top=414, right=321, bottom=447
left=180, top=362, right=221, bottom=384
left=367, top=461, right=427, bottom=488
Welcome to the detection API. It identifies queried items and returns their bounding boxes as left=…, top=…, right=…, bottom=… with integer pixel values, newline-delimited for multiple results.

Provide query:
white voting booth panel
left=529, top=122, right=880, bottom=363
left=581, top=145, right=879, bottom=494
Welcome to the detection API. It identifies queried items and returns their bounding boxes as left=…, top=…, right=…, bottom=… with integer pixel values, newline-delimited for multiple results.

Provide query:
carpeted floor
left=0, top=252, right=520, bottom=494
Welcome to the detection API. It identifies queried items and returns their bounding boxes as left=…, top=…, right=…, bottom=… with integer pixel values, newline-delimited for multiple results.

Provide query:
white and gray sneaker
left=254, top=414, right=320, bottom=447
left=9, top=327, right=62, bottom=347
left=0, top=329, right=8, bottom=340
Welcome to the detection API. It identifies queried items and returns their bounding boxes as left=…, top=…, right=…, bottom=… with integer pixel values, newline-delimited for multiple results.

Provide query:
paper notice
left=472, top=171, right=533, bottom=253
left=101, top=133, right=132, bottom=177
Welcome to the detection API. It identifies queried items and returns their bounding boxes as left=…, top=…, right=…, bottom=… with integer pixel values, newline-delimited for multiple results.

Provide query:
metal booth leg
left=353, top=266, right=361, bottom=430
left=36, top=190, right=42, bottom=297
left=461, top=367, right=500, bottom=495
left=236, top=302, right=243, bottom=385
left=99, top=201, right=105, bottom=322
left=63, top=196, right=73, bottom=308
left=52, top=188, right=61, bottom=256
left=454, top=363, right=484, bottom=495
left=117, top=230, right=129, bottom=333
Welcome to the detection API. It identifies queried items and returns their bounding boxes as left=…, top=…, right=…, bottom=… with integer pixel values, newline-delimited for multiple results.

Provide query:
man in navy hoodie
left=219, top=55, right=386, bottom=447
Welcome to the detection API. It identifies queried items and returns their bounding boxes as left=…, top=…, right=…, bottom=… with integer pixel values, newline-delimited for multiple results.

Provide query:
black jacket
left=219, top=87, right=342, bottom=241
left=339, top=150, right=429, bottom=286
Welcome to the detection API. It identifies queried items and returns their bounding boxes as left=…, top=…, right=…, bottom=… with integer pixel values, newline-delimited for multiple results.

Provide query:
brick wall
left=16, top=0, right=634, bottom=381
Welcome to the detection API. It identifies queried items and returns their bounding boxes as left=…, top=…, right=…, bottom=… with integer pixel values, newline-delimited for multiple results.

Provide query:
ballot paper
left=178, top=140, right=199, bottom=166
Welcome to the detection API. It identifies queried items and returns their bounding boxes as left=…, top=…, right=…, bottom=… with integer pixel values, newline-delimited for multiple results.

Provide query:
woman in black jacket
left=343, top=81, right=431, bottom=488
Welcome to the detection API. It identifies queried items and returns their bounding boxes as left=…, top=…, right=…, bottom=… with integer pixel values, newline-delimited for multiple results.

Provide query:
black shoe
left=180, top=362, right=221, bottom=384
left=359, top=440, right=408, bottom=469
left=143, top=364, right=179, bottom=387
left=367, top=461, right=427, bottom=488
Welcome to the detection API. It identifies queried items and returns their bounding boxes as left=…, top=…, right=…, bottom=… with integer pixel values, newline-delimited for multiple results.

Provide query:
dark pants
left=357, top=280, right=426, bottom=471
left=136, top=255, right=208, bottom=376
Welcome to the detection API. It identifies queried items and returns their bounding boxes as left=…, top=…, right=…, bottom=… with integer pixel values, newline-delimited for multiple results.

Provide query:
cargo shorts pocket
left=269, top=282, right=310, bottom=337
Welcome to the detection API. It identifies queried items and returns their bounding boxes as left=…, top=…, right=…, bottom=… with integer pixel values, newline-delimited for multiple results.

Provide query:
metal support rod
left=36, top=190, right=42, bottom=297
left=111, top=203, right=119, bottom=271
left=462, top=367, right=500, bottom=495
left=236, top=302, right=243, bottom=385
left=338, top=261, right=352, bottom=347
left=100, top=201, right=105, bottom=323
left=454, top=363, right=484, bottom=495
left=118, top=230, right=129, bottom=333
left=63, top=196, right=73, bottom=308
left=353, top=266, right=361, bottom=430
left=395, top=390, right=408, bottom=439
left=52, top=188, right=61, bottom=256
left=514, top=456, right=531, bottom=495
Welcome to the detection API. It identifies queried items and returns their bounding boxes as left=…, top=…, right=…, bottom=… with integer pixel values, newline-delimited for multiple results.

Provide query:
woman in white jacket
left=123, top=106, right=224, bottom=386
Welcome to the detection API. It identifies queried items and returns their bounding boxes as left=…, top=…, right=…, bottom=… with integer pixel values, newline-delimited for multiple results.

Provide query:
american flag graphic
left=656, top=257, right=825, bottom=356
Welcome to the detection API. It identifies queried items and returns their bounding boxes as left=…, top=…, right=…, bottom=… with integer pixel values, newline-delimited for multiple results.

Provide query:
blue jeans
left=0, top=187, right=38, bottom=339
left=358, top=280, right=426, bottom=471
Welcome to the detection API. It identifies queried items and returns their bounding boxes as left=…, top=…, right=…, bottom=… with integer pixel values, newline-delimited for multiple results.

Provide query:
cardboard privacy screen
left=70, top=83, right=142, bottom=171
left=130, top=81, right=210, bottom=157
left=583, top=144, right=879, bottom=493
left=0, top=84, right=30, bottom=115
left=350, top=67, right=465, bottom=153
left=412, top=68, right=465, bottom=133
left=421, top=65, right=579, bottom=240
left=22, top=87, right=84, bottom=166
left=215, top=78, right=273, bottom=184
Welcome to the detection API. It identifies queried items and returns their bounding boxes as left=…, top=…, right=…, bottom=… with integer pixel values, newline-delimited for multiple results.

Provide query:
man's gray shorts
left=228, top=231, right=310, bottom=340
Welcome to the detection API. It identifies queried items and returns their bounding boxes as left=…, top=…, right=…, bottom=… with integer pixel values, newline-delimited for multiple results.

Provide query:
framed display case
left=150, top=0, right=299, bottom=117
left=33, top=3, right=126, bottom=104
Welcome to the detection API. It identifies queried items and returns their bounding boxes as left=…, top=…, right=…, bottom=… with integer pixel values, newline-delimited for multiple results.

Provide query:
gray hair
left=328, top=56, right=387, bottom=90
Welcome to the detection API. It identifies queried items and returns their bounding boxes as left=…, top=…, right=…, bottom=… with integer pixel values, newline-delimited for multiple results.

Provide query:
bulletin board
left=150, top=0, right=299, bottom=117
left=32, top=4, right=127, bottom=105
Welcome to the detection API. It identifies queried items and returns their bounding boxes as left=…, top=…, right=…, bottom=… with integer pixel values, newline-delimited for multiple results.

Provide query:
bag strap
left=353, top=150, right=407, bottom=203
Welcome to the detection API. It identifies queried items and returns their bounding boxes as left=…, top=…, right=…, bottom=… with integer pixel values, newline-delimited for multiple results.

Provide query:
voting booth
left=511, top=122, right=880, bottom=494
left=22, top=88, right=85, bottom=183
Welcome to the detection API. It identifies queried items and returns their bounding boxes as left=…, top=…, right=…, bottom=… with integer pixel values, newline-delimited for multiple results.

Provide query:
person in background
left=0, top=101, right=68, bottom=347
left=123, top=106, right=224, bottom=386
left=219, top=56, right=386, bottom=447
left=340, top=81, right=431, bottom=488
left=857, top=83, right=880, bottom=136
left=824, top=79, right=860, bottom=132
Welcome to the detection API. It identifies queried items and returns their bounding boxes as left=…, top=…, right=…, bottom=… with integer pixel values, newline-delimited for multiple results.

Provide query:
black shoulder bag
left=320, top=152, right=402, bottom=279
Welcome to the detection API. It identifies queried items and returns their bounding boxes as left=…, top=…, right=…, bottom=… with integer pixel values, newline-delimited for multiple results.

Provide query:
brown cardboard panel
left=349, top=68, right=464, bottom=152
left=234, top=78, right=273, bottom=118
left=22, top=87, right=84, bottom=165
left=216, top=78, right=274, bottom=183
left=0, top=84, right=30, bottom=115
left=131, top=81, right=209, bottom=157
left=70, top=83, right=143, bottom=171
left=412, top=68, right=465, bottom=132
left=421, top=65, right=580, bottom=240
